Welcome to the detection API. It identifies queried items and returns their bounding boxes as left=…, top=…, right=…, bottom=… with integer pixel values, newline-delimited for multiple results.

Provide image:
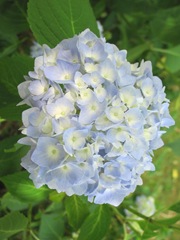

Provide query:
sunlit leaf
left=0, top=171, right=49, bottom=203
left=28, top=0, right=99, bottom=47
left=49, top=191, right=66, bottom=203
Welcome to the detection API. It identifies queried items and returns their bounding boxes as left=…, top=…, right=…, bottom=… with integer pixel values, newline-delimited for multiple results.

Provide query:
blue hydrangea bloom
left=18, top=29, right=175, bottom=206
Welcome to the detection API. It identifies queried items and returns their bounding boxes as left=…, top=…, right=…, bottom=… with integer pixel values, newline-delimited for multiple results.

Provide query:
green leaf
left=65, top=195, right=89, bottom=230
left=49, top=191, right=66, bottom=203
left=0, top=135, right=20, bottom=153
left=139, top=214, right=180, bottom=239
left=138, top=220, right=160, bottom=231
left=0, top=55, right=34, bottom=97
left=0, top=55, right=33, bottom=120
left=39, top=213, right=64, bottom=240
left=169, top=202, right=180, bottom=213
left=127, top=43, right=150, bottom=62
left=0, top=103, right=27, bottom=121
left=78, top=205, right=111, bottom=240
left=28, top=0, right=99, bottom=47
left=0, top=136, right=29, bottom=177
left=141, top=229, right=161, bottom=239
left=0, top=146, right=27, bottom=177
left=92, top=1, right=106, bottom=18
left=138, top=221, right=163, bottom=239
left=155, top=215, right=180, bottom=226
left=0, top=0, right=28, bottom=38
left=0, top=171, right=49, bottom=203
left=0, top=41, right=19, bottom=58
left=0, top=211, right=28, bottom=239
left=45, top=202, right=63, bottom=214
left=1, top=192, right=29, bottom=211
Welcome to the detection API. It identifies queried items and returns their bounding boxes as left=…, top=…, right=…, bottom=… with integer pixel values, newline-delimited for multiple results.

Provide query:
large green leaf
left=65, top=195, right=89, bottom=229
left=0, top=171, right=49, bottom=203
left=0, top=211, right=28, bottom=240
left=78, top=205, right=111, bottom=240
left=28, top=0, right=99, bottom=47
left=39, top=213, right=64, bottom=240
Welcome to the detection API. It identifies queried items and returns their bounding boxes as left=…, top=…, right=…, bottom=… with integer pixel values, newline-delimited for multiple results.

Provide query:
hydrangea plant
left=18, top=29, right=174, bottom=206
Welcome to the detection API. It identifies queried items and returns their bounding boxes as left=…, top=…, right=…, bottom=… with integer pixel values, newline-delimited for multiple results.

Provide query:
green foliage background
left=0, top=0, right=179, bottom=239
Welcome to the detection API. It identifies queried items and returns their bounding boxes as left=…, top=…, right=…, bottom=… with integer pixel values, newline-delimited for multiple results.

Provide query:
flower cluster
left=125, top=195, right=156, bottom=235
left=18, top=29, right=174, bottom=206
left=125, top=195, right=156, bottom=219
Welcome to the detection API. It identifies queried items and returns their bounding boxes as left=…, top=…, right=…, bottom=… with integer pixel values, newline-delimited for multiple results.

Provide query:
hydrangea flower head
left=18, top=29, right=174, bottom=206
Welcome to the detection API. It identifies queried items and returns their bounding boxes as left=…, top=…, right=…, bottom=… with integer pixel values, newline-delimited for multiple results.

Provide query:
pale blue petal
left=44, top=60, right=80, bottom=83
left=31, top=137, right=66, bottom=168
left=94, top=188, right=127, bottom=206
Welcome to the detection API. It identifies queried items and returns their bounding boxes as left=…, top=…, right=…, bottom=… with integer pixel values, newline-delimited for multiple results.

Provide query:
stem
left=111, top=207, right=126, bottom=239
left=123, top=205, right=180, bottom=232
left=22, top=229, right=27, bottom=240
left=111, top=206, right=141, bottom=238
left=123, top=222, right=128, bottom=240
left=28, top=204, right=32, bottom=224
left=126, top=222, right=142, bottom=238
left=23, top=204, right=32, bottom=240
left=151, top=47, right=180, bottom=57
left=111, top=206, right=126, bottom=222
left=30, top=230, right=40, bottom=240
left=123, top=205, right=150, bottom=221
left=22, top=205, right=32, bottom=240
